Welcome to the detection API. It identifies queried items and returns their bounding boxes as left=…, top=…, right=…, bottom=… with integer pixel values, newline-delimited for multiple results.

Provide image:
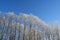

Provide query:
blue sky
left=0, top=0, right=60, bottom=24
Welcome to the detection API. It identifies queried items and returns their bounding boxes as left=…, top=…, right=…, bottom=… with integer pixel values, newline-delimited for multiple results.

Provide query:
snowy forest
left=0, top=12, right=60, bottom=40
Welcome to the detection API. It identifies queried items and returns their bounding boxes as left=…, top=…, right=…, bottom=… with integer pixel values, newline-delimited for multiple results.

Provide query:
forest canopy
left=0, top=12, right=60, bottom=40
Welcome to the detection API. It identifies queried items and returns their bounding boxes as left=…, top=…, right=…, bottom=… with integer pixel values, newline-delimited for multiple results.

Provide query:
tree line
left=0, top=12, right=60, bottom=40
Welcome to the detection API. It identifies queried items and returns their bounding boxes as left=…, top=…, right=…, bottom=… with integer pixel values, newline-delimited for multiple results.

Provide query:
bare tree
left=0, top=13, right=60, bottom=40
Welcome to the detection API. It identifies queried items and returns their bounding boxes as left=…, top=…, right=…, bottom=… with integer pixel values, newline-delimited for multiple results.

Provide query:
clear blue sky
left=0, top=0, right=60, bottom=24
